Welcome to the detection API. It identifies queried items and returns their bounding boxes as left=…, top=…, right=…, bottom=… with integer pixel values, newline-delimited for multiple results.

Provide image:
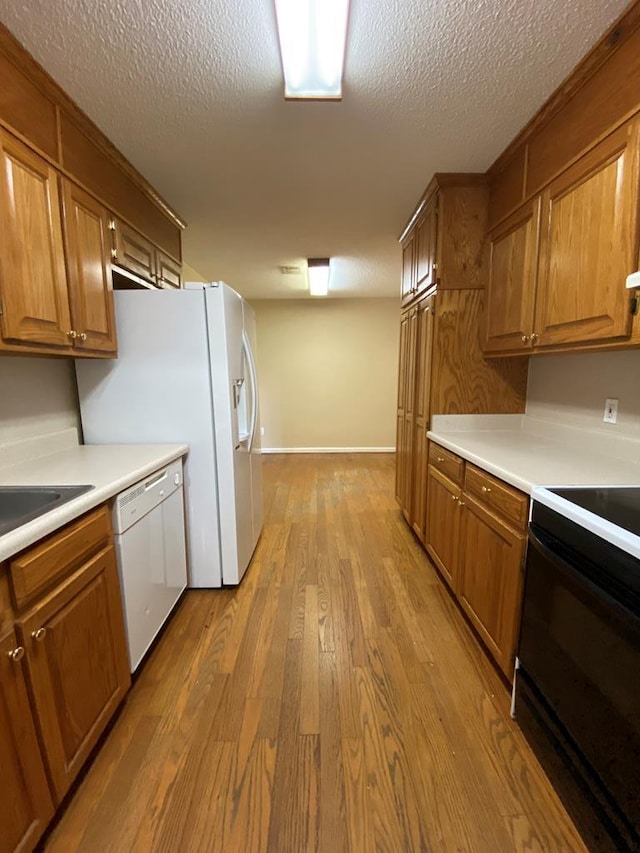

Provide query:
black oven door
left=517, top=518, right=640, bottom=849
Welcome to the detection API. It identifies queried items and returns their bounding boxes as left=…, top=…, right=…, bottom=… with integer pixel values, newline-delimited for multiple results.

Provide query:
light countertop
left=427, top=415, right=640, bottom=494
left=0, top=442, right=188, bottom=562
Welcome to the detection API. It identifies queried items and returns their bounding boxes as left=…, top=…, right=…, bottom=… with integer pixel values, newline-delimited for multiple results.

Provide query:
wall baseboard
left=261, top=446, right=396, bottom=454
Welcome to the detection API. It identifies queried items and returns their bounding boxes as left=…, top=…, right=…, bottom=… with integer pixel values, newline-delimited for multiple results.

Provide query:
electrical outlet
left=603, top=398, right=619, bottom=424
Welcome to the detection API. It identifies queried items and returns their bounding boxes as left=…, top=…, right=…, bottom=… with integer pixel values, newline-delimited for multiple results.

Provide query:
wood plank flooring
left=43, top=453, right=589, bottom=852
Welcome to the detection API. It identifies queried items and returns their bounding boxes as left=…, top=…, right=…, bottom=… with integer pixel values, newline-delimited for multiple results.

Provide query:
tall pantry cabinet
left=395, top=175, right=528, bottom=542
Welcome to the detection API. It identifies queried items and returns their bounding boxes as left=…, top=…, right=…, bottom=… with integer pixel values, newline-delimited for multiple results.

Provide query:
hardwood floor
left=43, top=453, right=589, bottom=852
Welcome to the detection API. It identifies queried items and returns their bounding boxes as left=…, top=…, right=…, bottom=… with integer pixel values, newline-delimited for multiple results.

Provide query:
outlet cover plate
left=603, top=398, right=619, bottom=424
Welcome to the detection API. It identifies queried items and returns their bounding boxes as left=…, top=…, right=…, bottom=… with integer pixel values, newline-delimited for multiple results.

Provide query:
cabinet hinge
left=631, top=295, right=638, bottom=316
left=0, top=299, right=3, bottom=317
left=108, top=219, right=116, bottom=231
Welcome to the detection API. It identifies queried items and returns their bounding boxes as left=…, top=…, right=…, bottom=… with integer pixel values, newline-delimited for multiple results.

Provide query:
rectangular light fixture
left=308, top=258, right=330, bottom=296
left=274, top=0, right=350, bottom=100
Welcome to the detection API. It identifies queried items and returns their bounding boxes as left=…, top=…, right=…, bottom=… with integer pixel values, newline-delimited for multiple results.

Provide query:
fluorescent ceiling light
left=274, top=0, right=350, bottom=99
left=308, top=258, right=330, bottom=296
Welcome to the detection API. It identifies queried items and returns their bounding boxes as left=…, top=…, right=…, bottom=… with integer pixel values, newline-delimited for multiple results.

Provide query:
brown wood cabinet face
left=0, top=627, right=54, bottom=853
left=415, top=195, right=438, bottom=295
left=17, top=546, right=130, bottom=803
left=401, top=233, right=416, bottom=304
left=464, top=464, right=529, bottom=530
left=0, top=130, right=72, bottom=348
left=485, top=198, right=540, bottom=353
left=62, top=181, right=117, bottom=354
left=425, top=465, right=462, bottom=592
left=457, top=495, right=526, bottom=678
left=535, top=121, right=640, bottom=348
left=112, top=218, right=156, bottom=282
left=156, top=249, right=182, bottom=289
left=411, top=297, right=434, bottom=541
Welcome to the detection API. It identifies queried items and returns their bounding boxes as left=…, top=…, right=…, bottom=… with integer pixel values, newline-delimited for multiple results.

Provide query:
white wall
left=0, top=357, right=80, bottom=444
left=252, top=298, right=399, bottom=450
left=526, top=350, right=640, bottom=439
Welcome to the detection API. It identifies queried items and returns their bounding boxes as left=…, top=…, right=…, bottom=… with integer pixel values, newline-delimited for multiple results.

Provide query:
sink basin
left=0, top=485, right=95, bottom=537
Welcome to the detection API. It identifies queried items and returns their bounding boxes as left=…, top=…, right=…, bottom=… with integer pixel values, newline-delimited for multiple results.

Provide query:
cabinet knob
left=530, top=333, right=539, bottom=343
left=458, top=500, right=465, bottom=507
left=521, top=335, right=530, bottom=343
left=481, top=486, right=491, bottom=493
left=78, top=332, right=87, bottom=341
left=437, top=456, right=444, bottom=463
left=31, top=627, right=47, bottom=642
left=111, top=248, right=119, bottom=260
left=450, top=493, right=457, bottom=502
left=67, top=330, right=77, bottom=339
left=8, top=646, right=25, bottom=662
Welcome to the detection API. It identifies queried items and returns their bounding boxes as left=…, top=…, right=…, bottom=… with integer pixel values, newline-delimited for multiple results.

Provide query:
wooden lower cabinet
left=2, top=505, right=131, bottom=852
left=426, top=447, right=528, bottom=680
left=17, top=545, right=130, bottom=803
left=0, top=628, right=54, bottom=853
left=457, top=495, right=526, bottom=678
left=425, top=465, right=462, bottom=592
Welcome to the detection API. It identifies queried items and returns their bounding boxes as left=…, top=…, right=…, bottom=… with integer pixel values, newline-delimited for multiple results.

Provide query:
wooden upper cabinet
left=401, top=232, right=416, bottom=304
left=17, top=546, right=130, bottom=803
left=415, top=194, right=438, bottom=296
left=485, top=198, right=541, bottom=353
left=0, top=627, right=54, bottom=853
left=156, top=249, right=182, bottom=289
left=62, top=181, right=117, bottom=354
left=0, top=131, right=72, bottom=347
left=112, top=218, right=156, bottom=282
left=534, top=120, right=640, bottom=348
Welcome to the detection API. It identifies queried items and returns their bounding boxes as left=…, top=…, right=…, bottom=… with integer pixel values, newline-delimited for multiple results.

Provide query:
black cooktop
left=550, top=487, right=640, bottom=538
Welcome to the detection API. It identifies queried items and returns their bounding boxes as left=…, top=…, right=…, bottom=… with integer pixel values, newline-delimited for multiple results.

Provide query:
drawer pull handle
left=437, top=456, right=444, bottom=463
left=31, top=627, right=47, bottom=642
left=8, top=646, right=25, bottom=662
left=481, top=486, right=491, bottom=493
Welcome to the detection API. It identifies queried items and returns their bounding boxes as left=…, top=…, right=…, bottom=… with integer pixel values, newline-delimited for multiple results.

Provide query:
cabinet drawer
left=9, top=506, right=112, bottom=609
left=428, top=443, right=464, bottom=485
left=464, top=464, right=528, bottom=530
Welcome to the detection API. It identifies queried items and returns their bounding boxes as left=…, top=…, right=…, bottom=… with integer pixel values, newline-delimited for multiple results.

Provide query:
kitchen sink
left=0, top=485, right=95, bottom=537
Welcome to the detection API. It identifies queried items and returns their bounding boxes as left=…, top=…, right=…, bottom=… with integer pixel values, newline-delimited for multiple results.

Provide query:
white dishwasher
left=112, top=458, right=188, bottom=672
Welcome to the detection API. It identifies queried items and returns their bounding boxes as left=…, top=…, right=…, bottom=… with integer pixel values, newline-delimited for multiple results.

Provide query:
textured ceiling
left=0, top=0, right=631, bottom=298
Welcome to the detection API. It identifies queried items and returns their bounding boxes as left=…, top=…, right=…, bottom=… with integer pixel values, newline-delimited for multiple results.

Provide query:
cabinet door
left=156, top=249, right=182, bottom=289
left=0, top=628, right=54, bottom=853
left=485, top=197, right=540, bottom=353
left=457, top=494, right=526, bottom=678
left=535, top=120, right=640, bottom=347
left=400, top=232, right=416, bottom=305
left=0, top=131, right=72, bottom=347
left=425, top=465, right=462, bottom=592
left=411, top=295, right=435, bottom=541
left=112, top=218, right=156, bottom=282
left=62, top=181, right=117, bottom=354
left=17, top=546, right=130, bottom=803
left=415, top=194, right=438, bottom=296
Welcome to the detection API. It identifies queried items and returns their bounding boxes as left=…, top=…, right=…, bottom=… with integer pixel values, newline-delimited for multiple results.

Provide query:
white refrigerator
left=75, top=282, right=263, bottom=587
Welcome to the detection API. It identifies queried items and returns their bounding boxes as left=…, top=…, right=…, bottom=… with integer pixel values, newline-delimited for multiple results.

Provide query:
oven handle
left=528, top=525, right=639, bottom=623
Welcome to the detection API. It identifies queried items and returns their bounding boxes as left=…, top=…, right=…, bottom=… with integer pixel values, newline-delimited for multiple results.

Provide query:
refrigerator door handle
left=242, top=329, right=258, bottom=452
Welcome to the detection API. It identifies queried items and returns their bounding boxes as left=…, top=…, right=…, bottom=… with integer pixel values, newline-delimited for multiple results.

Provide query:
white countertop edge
left=532, top=486, right=640, bottom=560
left=0, top=444, right=189, bottom=563
left=426, top=431, right=538, bottom=494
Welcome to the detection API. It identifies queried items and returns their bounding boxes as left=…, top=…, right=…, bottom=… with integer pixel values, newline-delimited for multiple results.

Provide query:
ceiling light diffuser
left=274, top=0, right=350, bottom=99
left=308, top=258, right=330, bottom=296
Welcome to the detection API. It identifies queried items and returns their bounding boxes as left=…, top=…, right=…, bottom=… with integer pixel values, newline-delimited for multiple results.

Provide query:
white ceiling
left=0, top=0, right=630, bottom=299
